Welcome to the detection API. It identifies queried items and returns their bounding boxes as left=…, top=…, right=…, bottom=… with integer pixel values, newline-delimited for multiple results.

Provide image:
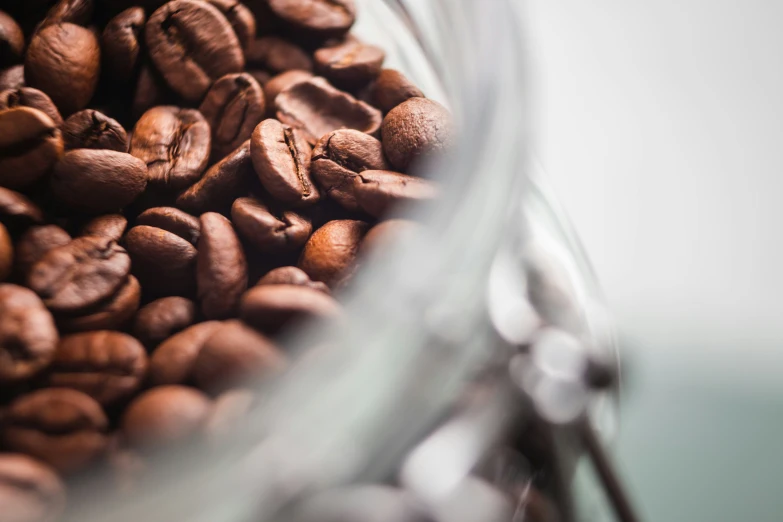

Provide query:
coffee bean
left=360, top=219, right=420, bottom=257
left=193, top=320, right=283, bottom=391
left=240, top=284, right=340, bottom=334
left=352, top=170, right=437, bottom=217
left=276, top=77, right=382, bottom=145
left=136, top=207, right=201, bottom=245
left=101, top=7, right=145, bottom=84
left=146, top=0, right=245, bottom=102
left=0, top=87, right=63, bottom=126
left=199, top=73, right=266, bottom=161
left=266, top=0, right=356, bottom=39
left=38, top=0, right=94, bottom=29
left=370, top=69, right=424, bottom=114
left=310, top=129, right=390, bottom=211
left=133, top=296, right=198, bottom=350
left=148, top=320, right=221, bottom=385
left=197, top=212, right=247, bottom=319
left=28, top=236, right=131, bottom=314
left=176, top=140, right=254, bottom=213
left=298, top=219, right=368, bottom=288
left=264, top=69, right=313, bottom=112
left=0, top=11, right=24, bottom=67
left=0, top=187, right=44, bottom=230
left=250, top=119, right=320, bottom=206
left=50, top=149, right=147, bottom=212
left=130, top=106, right=211, bottom=191
left=121, top=385, right=211, bottom=450
left=247, top=36, right=313, bottom=74
left=80, top=214, right=127, bottom=241
left=61, top=110, right=128, bottom=152
left=0, top=107, right=63, bottom=190
left=0, top=222, right=12, bottom=280
left=1, top=388, right=109, bottom=474
left=47, top=331, right=148, bottom=406
left=14, top=225, right=72, bottom=278
left=131, top=63, right=174, bottom=120
left=256, top=266, right=330, bottom=294
left=57, top=275, right=141, bottom=332
left=0, top=454, right=66, bottom=522
left=25, top=23, right=100, bottom=115
left=203, top=388, right=254, bottom=441
left=125, top=225, right=197, bottom=297
left=231, top=197, right=312, bottom=252
left=0, top=284, right=58, bottom=384
left=248, top=69, right=272, bottom=88
left=204, top=0, right=256, bottom=53
left=314, top=37, right=385, bottom=89
left=381, top=98, right=454, bottom=172
left=0, top=65, right=25, bottom=91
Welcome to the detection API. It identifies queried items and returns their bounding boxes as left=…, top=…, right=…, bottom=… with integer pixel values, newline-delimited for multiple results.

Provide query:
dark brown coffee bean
left=199, top=73, right=266, bottom=161
left=2, top=388, right=109, bottom=474
left=101, top=7, right=145, bottom=85
left=0, top=65, right=25, bottom=91
left=131, top=63, right=174, bottom=120
left=276, top=77, right=382, bottom=145
left=176, top=140, right=253, bottom=213
left=80, top=214, right=127, bottom=241
left=264, top=69, right=313, bottom=112
left=381, top=98, right=454, bottom=172
left=231, top=197, right=312, bottom=252
left=204, top=0, right=255, bottom=53
left=0, top=284, right=58, bottom=384
left=0, top=107, right=63, bottom=190
left=47, top=330, right=147, bottom=406
left=145, top=0, right=245, bottom=102
left=25, top=23, right=100, bottom=115
left=314, top=37, right=385, bottom=89
left=136, top=207, right=201, bottom=245
left=370, top=69, right=424, bottom=114
left=266, top=0, right=356, bottom=39
left=50, top=149, right=147, bottom=212
left=62, top=109, right=128, bottom=152
left=360, top=219, right=420, bottom=257
left=352, top=170, right=437, bottom=217
left=0, top=223, right=12, bottom=280
left=298, top=219, right=368, bottom=288
left=203, top=388, right=254, bottom=441
left=38, top=0, right=94, bottom=29
left=0, top=454, right=66, bottom=522
left=247, top=36, right=313, bottom=74
left=57, top=275, right=141, bottom=332
left=121, top=385, right=211, bottom=450
left=240, top=284, right=340, bottom=334
left=256, top=266, right=330, bottom=294
left=193, top=320, right=283, bottom=391
left=197, top=213, right=247, bottom=319
left=14, top=225, right=72, bottom=278
left=250, top=119, right=319, bottom=206
left=0, top=187, right=44, bottom=229
left=148, top=320, right=221, bottom=385
left=0, top=87, right=63, bottom=126
left=310, top=129, right=390, bottom=211
left=130, top=106, right=211, bottom=191
left=0, top=11, right=24, bottom=67
left=133, top=296, right=198, bottom=350
left=28, top=236, right=131, bottom=314
left=125, top=225, right=197, bottom=297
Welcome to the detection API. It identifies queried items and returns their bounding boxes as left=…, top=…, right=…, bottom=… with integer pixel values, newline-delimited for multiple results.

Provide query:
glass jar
left=66, top=1, right=622, bottom=521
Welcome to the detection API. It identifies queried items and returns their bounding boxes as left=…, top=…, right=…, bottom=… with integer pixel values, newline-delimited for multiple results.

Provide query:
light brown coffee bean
left=370, top=69, right=424, bottom=114
left=136, top=207, right=201, bottom=245
left=264, top=69, right=313, bottom=112
left=14, top=226, right=71, bottom=278
left=133, top=297, right=198, bottom=350
left=352, top=170, right=438, bottom=217
left=231, top=197, right=312, bottom=252
left=298, top=219, right=368, bottom=288
left=197, top=213, right=247, bottom=319
left=57, top=275, right=141, bottom=333
left=0, top=222, right=12, bottom=281
left=314, top=37, right=385, bottom=89
left=125, top=225, right=197, bottom=297
left=266, top=0, right=356, bottom=39
left=0, top=87, right=63, bottom=127
left=80, top=214, right=127, bottom=241
left=62, top=109, right=128, bottom=152
left=204, top=0, right=256, bottom=53
left=381, top=97, right=454, bottom=172
left=148, top=320, right=222, bottom=385
left=0, top=107, right=63, bottom=190
left=240, top=284, right=341, bottom=334
left=360, top=219, right=421, bottom=257
left=256, top=266, right=330, bottom=294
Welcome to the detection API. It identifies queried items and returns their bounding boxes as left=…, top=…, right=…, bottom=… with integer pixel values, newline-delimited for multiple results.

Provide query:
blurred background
left=527, top=1, right=783, bottom=521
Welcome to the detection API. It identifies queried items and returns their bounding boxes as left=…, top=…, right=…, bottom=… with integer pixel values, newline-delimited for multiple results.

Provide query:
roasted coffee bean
left=265, top=0, right=356, bottom=39
left=0, top=223, right=12, bottom=280
left=264, top=69, right=313, bottom=111
left=240, top=284, right=340, bottom=334
left=38, top=0, right=94, bottom=29
left=0, top=65, right=24, bottom=91
left=80, top=214, right=127, bottom=241
left=382, top=97, right=454, bottom=172
left=314, top=37, right=385, bottom=89
left=311, top=129, right=390, bottom=211
left=247, top=36, right=313, bottom=74
left=136, top=207, right=201, bottom=245
left=47, top=331, right=148, bottom=406
left=28, top=236, right=131, bottom=314
left=193, top=320, right=283, bottom=391
left=133, top=296, right=198, bottom=350
left=131, top=63, right=173, bottom=120
left=121, top=385, right=211, bottom=450
left=359, top=219, right=420, bottom=257
left=25, top=23, right=100, bottom=115
left=256, top=266, right=330, bottom=294
left=276, top=77, right=382, bottom=145
left=231, top=197, right=312, bottom=252
left=0, top=454, right=66, bottom=522
left=203, top=388, right=254, bottom=440
left=0, top=284, right=58, bottom=384
left=57, top=275, right=141, bottom=332
left=250, top=119, right=319, bottom=206
left=130, top=106, right=211, bottom=191
left=204, top=0, right=256, bottom=53
left=14, top=225, right=72, bottom=278
left=125, top=225, right=197, bottom=297
left=176, top=140, right=253, bottom=213
left=0, top=87, right=63, bottom=126
left=101, top=7, right=145, bottom=84
left=299, top=219, right=368, bottom=288
left=145, top=0, right=245, bottom=102
left=50, top=149, right=147, bottom=212
left=248, top=69, right=272, bottom=87
left=352, top=170, right=437, bottom=217
left=0, top=107, right=63, bottom=190
left=0, top=187, right=44, bottom=229
left=370, top=69, right=424, bottom=114
left=148, top=321, right=221, bottom=385
left=62, top=110, right=128, bottom=152
left=197, top=212, right=247, bottom=319
left=0, top=11, right=24, bottom=67
left=1, top=388, right=109, bottom=474
left=199, top=73, right=266, bottom=161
